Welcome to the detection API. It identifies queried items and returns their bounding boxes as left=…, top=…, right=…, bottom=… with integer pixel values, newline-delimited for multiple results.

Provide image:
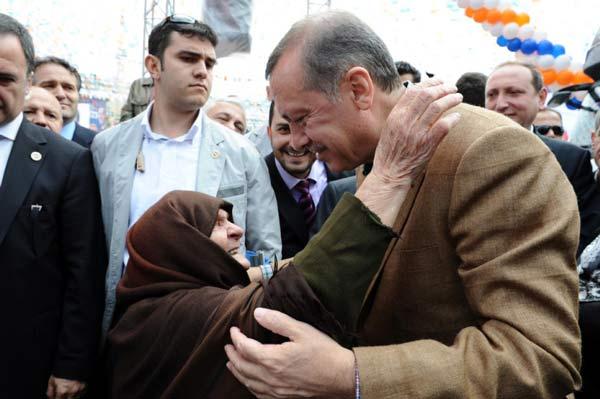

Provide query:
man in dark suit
left=486, top=61, right=600, bottom=255
left=0, top=14, right=106, bottom=399
left=33, top=56, right=96, bottom=148
left=265, top=101, right=346, bottom=258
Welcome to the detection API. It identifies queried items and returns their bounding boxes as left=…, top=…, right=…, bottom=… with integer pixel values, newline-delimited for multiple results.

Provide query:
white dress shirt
left=274, top=158, right=328, bottom=205
left=125, top=104, right=203, bottom=265
left=0, top=113, right=23, bottom=187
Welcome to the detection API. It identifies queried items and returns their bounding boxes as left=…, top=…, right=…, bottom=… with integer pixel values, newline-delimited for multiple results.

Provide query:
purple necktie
left=295, top=179, right=316, bottom=227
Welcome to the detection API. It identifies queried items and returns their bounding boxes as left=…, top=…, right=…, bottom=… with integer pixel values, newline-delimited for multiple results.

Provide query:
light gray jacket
left=91, top=112, right=281, bottom=335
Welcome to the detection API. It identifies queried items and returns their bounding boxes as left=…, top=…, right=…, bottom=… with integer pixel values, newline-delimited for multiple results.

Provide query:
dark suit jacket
left=0, top=120, right=106, bottom=397
left=73, top=123, right=96, bottom=148
left=265, top=153, right=347, bottom=259
left=538, top=134, right=600, bottom=255
left=310, top=175, right=357, bottom=237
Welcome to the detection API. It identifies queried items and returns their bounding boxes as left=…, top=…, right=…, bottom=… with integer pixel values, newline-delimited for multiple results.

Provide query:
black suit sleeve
left=53, top=148, right=107, bottom=381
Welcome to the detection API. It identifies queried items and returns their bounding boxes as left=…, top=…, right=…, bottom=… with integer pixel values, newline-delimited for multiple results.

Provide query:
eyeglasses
left=158, top=14, right=198, bottom=28
left=534, top=125, right=564, bottom=136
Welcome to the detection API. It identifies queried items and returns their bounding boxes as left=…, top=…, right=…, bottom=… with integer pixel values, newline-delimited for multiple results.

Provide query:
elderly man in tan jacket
left=225, top=11, right=581, bottom=399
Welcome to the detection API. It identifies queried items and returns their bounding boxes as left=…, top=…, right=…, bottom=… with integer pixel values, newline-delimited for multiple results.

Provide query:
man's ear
left=538, top=86, right=548, bottom=110
left=24, top=72, right=32, bottom=97
left=145, top=54, right=161, bottom=80
left=343, top=67, right=374, bottom=110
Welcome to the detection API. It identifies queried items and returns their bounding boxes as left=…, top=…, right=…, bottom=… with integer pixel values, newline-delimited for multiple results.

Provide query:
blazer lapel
left=195, top=118, right=225, bottom=196
left=0, top=120, right=47, bottom=245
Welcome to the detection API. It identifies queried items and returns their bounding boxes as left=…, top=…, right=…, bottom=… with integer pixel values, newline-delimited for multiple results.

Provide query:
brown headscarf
left=107, top=190, right=346, bottom=399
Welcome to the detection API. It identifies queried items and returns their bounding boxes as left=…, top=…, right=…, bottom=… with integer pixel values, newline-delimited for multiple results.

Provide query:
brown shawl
left=107, top=190, right=346, bottom=399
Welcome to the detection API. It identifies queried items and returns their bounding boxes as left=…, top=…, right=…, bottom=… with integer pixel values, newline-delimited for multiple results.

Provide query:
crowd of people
left=2, top=8, right=600, bottom=399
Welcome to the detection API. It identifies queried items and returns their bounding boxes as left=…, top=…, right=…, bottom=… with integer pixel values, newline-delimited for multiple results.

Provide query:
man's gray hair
left=265, top=11, right=400, bottom=100
left=492, top=61, right=545, bottom=92
left=0, top=13, right=35, bottom=74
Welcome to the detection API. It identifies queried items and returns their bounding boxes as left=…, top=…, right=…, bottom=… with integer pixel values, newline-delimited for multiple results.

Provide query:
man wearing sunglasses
left=533, top=108, right=566, bottom=140
left=486, top=61, right=600, bottom=256
left=91, top=15, right=281, bottom=336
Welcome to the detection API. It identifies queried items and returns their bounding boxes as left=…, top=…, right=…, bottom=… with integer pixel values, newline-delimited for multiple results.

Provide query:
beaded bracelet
left=260, top=263, right=273, bottom=280
left=354, top=358, right=361, bottom=399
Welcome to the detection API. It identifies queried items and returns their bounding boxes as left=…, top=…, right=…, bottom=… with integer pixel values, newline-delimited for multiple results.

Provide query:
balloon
left=470, top=0, right=484, bottom=9
left=533, top=31, right=547, bottom=42
left=556, top=70, right=574, bottom=86
left=518, top=24, right=535, bottom=40
left=507, top=38, right=522, bottom=52
left=465, top=7, right=475, bottom=17
left=498, top=0, right=512, bottom=10
left=497, top=35, right=508, bottom=47
left=484, top=0, right=499, bottom=8
left=551, top=44, right=566, bottom=57
left=486, top=8, right=501, bottom=24
left=520, top=39, right=538, bottom=55
left=481, top=22, right=491, bottom=31
left=537, top=55, right=555, bottom=69
left=573, top=70, right=594, bottom=84
left=474, top=7, right=489, bottom=23
left=457, top=0, right=470, bottom=8
left=503, top=22, right=520, bottom=40
left=490, top=23, right=504, bottom=37
left=554, top=54, right=572, bottom=71
left=566, top=97, right=582, bottom=110
left=569, top=61, right=583, bottom=72
left=500, top=9, right=517, bottom=24
left=515, top=13, right=530, bottom=26
left=542, top=69, right=557, bottom=85
left=537, top=40, right=554, bottom=55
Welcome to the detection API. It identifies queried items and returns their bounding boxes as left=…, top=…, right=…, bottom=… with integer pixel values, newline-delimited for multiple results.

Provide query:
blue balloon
left=566, top=97, right=582, bottom=110
left=552, top=44, right=566, bottom=57
left=507, top=38, right=522, bottom=52
left=538, top=40, right=554, bottom=55
left=497, top=36, right=508, bottom=47
left=521, top=39, right=538, bottom=55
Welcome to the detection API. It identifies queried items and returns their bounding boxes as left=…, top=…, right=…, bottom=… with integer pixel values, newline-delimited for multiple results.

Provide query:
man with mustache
left=33, top=56, right=96, bottom=148
left=265, top=101, right=347, bottom=258
left=91, top=15, right=281, bottom=336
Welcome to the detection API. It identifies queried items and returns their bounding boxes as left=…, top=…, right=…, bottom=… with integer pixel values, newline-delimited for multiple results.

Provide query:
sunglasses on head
left=534, top=125, right=564, bottom=136
left=159, top=14, right=198, bottom=28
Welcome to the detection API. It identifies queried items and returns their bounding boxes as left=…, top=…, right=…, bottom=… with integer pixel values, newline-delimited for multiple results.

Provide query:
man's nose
left=32, top=111, right=48, bottom=128
left=289, top=124, right=310, bottom=151
left=54, top=85, right=66, bottom=100
left=193, top=62, right=208, bottom=78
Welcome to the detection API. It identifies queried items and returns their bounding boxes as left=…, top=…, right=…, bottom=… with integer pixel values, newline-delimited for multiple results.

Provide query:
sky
left=4, top=0, right=599, bottom=129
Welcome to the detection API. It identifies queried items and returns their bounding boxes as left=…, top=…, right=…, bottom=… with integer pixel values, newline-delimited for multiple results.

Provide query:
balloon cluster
left=454, top=0, right=593, bottom=90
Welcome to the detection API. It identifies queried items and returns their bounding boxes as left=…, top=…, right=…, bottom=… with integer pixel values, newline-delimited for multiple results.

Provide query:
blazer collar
left=0, top=119, right=48, bottom=245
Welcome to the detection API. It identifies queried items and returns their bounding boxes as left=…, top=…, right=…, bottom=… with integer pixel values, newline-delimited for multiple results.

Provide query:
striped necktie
left=294, top=179, right=316, bottom=227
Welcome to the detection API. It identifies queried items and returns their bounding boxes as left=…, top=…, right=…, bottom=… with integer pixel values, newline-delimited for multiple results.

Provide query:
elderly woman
left=106, top=189, right=395, bottom=398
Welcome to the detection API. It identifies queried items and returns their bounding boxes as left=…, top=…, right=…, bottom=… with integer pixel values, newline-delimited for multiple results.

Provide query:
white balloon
left=518, top=24, right=535, bottom=41
left=569, top=61, right=583, bottom=72
left=484, top=0, right=499, bottom=8
left=533, top=31, right=547, bottom=42
left=537, top=55, right=555, bottom=69
left=502, top=22, right=520, bottom=40
left=548, top=83, right=561, bottom=92
left=469, top=0, right=484, bottom=9
left=482, top=22, right=491, bottom=31
left=457, top=0, right=470, bottom=8
left=498, top=0, right=512, bottom=10
left=490, top=23, right=504, bottom=37
left=554, top=54, right=572, bottom=71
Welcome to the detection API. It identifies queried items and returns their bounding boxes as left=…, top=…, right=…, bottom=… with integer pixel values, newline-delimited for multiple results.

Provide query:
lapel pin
left=30, top=151, right=42, bottom=161
left=211, top=150, right=220, bottom=159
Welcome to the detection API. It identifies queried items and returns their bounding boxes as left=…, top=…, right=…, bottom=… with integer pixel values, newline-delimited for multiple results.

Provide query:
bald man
left=206, top=100, right=247, bottom=134
left=23, top=86, right=63, bottom=134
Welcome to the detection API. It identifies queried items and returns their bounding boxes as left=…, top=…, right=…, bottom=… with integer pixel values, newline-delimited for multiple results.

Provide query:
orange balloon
left=515, top=13, right=530, bottom=26
left=465, top=7, right=475, bottom=18
left=487, top=9, right=502, bottom=24
left=573, top=70, right=594, bottom=84
left=473, top=8, right=488, bottom=23
left=542, top=69, right=557, bottom=85
left=500, top=9, right=517, bottom=24
left=556, top=70, right=574, bottom=86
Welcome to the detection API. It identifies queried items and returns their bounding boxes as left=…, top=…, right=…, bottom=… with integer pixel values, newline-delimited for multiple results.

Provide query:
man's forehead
left=28, top=88, right=61, bottom=109
left=35, top=63, right=77, bottom=82
left=168, top=32, right=216, bottom=56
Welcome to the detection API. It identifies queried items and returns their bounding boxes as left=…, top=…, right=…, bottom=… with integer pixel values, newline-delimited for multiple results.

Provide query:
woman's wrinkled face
left=209, top=209, right=250, bottom=269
